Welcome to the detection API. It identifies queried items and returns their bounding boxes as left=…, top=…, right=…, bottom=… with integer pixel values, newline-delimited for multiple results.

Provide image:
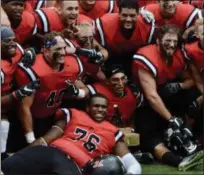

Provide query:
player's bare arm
left=138, top=68, right=172, bottom=121
left=30, top=118, right=66, bottom=147
left=93, top=39, right=109, bottom=61
left=19, top=94, right=35, bottom=144
left=74, top=79, right=90, bottom=97
left=188, top=63, right=203, bottom=93
left=180, top=68, right=195, bottom=89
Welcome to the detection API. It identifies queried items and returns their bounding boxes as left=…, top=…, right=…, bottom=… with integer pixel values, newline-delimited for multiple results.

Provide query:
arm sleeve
left=122, top=153, right=142, bottom=175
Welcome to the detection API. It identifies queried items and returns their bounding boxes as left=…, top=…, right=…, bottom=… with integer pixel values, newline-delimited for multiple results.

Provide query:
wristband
left=76, top=89, right=86, bottom=99
left=25, top=132, right=35, bottom=143
left=40, top=137, right=48, bottom=146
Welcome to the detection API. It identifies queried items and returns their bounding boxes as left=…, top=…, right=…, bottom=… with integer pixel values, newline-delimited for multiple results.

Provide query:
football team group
left=1, top=0, right=204, bottom=174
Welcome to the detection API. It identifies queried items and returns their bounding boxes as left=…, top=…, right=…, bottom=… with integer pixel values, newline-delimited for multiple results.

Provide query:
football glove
left=12, top=80, right=40, bottom=101
left=21, top=48, right=36, bottom=68
left=164, top=82, right=182, bottom=96
left=64, top=80, right=79, bottom=97
left=75, top=48, right=104, bottom=65
left=168, top=117, right=184, bottom=129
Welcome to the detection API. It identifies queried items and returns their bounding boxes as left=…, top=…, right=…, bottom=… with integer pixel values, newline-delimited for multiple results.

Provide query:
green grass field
left=142, top=163, right=204, bottom=174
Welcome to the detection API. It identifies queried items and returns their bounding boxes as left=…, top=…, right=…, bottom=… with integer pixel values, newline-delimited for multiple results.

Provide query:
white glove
left=140, top=9, right=155, bottom=23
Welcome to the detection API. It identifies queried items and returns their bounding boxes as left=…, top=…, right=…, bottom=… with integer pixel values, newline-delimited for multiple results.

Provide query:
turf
left=142, top=163, right=204, bottom=174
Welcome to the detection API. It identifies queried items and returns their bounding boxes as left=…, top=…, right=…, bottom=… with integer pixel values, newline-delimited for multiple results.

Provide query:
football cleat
left=178, top=150, right=204, bottom=171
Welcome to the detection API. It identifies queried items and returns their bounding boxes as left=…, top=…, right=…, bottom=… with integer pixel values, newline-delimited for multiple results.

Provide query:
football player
left=87, top=65, right=143, bottom=126
left=78, top=0, right=118, bottom=20
left=132, top=24, right=202, bottom=170
left=2, top=0, right=37, bottom=45
left=95, top=0, right=156, bottom=77
left=143, top=0, right=202, bottom=31
left=2, top=94, right=142, bottom=175
left=14, top=32, right=88, bottom=150
left=1, top=27, right=38, bottom=160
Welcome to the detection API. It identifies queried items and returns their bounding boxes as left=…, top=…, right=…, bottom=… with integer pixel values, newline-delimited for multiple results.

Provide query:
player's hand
left=63, top=24, right=79, bottom=40
left=12, top=80, right=40, bottom=101
left=140, top=9, right=155, bottom=23
left=64, top=80, right=79, bottom=97
left=168, top=117, right=183, bottom=129
left=75, top=48, right=105, bottom=65
left=164, top=82, right=182, bottom=96
left=21, top=48, right=36, bottom=68
left=90, top=52, right=104, bottom=66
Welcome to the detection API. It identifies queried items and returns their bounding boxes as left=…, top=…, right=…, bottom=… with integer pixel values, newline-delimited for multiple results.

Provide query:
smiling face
left=3, top=1, right=24, bottom=21
left=77, top=24, right=94, bottom=49
left=158, top=32, right=179, bottom=59
left=58, top=1, right=79, bottom=26
left=108, top=72, right=127, bottom=96
left=44, top=36, right=67, bottom=65
left=87, top=97, right=108, bottom=122
left=119, top=8, right=137, bottom=30
left=1, top=36, right=17, bottom=59
left=159, top=0, right=177, bottom=18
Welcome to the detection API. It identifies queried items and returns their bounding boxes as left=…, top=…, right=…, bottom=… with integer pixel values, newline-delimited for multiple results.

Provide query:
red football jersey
left=78, top=0, right=118, bottom=20
left=64, top=39, right=101, bottom=80
left=34, top=8, right=92, bottom=33
left=182, top=41, right=204, bottom=75
left=138, top=0, right=158, bottom=8
left=132, top=44, right=186, bottom=85
left=183, top=0, right=204, bottom=9
left=51, top=108, right=123, bottom=168
left=25, top=0, right=46, bottom=12
left=15, top=54, right=83, bottom=118
left=1, top=44, right=24, bottom=96
left=87, top=82, right=141, bottom=123
left=95, top=13, right=155, bottom=56
left=13, top=11, right=37, bottom=45
left=144, top=3, right=201, bottom=30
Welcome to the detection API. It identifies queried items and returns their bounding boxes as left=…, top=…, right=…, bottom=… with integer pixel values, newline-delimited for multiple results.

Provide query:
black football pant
left=2, top=145, right=82, bottom=175
left=135, top=87, right=201, bottom=153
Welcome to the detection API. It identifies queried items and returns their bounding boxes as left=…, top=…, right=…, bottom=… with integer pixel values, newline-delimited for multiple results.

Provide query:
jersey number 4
left=46, top=89, right=66, bottom=108
left=74, top=127, right=100, bottom=152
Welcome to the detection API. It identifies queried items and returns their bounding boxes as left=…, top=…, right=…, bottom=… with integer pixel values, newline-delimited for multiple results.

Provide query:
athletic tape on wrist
left=25, top=132, right=35, bottom=143
left=77, top=89, right=86, bottom=99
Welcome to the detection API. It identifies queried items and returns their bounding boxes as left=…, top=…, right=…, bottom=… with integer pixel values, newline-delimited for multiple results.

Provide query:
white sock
left=1, top=120, right=10, bottom=153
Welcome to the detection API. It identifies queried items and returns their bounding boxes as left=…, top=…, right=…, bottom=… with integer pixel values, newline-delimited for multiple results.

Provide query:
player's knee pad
left=82, top=154, right=126, bottom=175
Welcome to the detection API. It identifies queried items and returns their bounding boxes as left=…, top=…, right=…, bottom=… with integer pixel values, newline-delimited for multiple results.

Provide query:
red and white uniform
left=144, top=3, right=202, bottom=30
left=182, top=41, right=204, bottom=75
left=25, top=0, right=46, bottom=12
left=132, top=44, right=186, bottom=85
left=64, top=39, right=101, bottom=82
left=15, top=54, right=83, bottom=118
left=87, top=82, right=143, bottom=124
left=95, top=13, right=155, bottom=56
left=78, top=0, right=118, bottom=20
left=34, top=8, right=92, bottom=33
left=13, top=11, right=37, bottom=45
left=183, top=0, right=204, bottom=9
left=51, top=108, right=124, bottom=168
left=1, top=44, right=24, bottom=96
left=138, top=0, right=158, bottom=8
